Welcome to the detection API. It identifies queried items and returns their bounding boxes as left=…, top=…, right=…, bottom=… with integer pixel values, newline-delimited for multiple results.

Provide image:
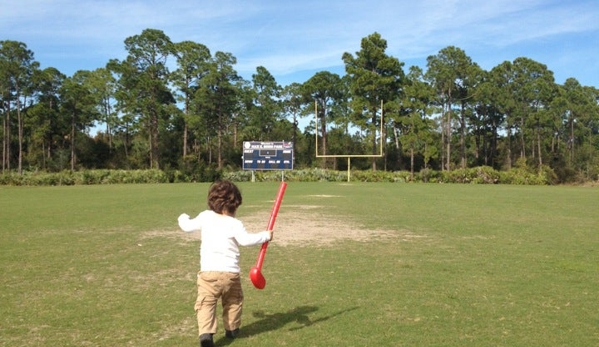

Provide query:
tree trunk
left=440, top=105, right=445, bottom=171
left=194, top=139, right=201, bottom=162
left=393, top=124, right=401, bottom=169
left=520, top=117, right=526, bottom=160
left=569, top=115, right=574, bottom=165
left=460, top=102, right=466, bottom=169
left=217, top=128, right=222, bottom=169
left=151, top=112, right=159, bottom=169
left=17, top=97, right=23, bottom=175
left=42, top=141, right=46, bottom=170
left=445, top=105, right=451, bottom=171
left=183, top=122, right=188, bottom=157
left=183, top=97, right=189, bottom=158
left=410, top=147, right=414, bottom=181
left=217, top=109, right=222, bottom=169
left=71, top=112, right=76, bottom=171
left=2, top=107, right=9, bottom=172
left=320, top=107, right=327, bottom=169
left=104, top=97, right=113, bottom=154
left=537, top=127, right=542, bottom=169
left=445, top=89, right=453, bottom=171
left=506, top=126, right=512, bottom=170
left=208, top=136, right=212, bottom=165
left=424, top=143, right=429, bottom=170
left=148, top=129, right=153, bottom=168
left=124, top=123, right=129, bottom=162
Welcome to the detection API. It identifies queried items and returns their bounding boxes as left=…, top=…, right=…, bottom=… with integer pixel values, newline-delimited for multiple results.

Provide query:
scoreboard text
left=243, top=141, right=294, bottom=170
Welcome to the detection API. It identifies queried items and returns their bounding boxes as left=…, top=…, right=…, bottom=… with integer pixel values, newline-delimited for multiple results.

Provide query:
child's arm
left=234, top=229, right=271, bottom=246
left=178, top=213, right=200, bottom=232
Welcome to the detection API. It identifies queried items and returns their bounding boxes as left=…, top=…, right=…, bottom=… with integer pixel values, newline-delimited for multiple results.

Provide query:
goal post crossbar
left=314, top=100, right=384, bottom=182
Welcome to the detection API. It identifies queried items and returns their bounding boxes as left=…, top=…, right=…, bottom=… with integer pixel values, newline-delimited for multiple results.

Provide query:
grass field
left=1, top=182, right=598, bottom=346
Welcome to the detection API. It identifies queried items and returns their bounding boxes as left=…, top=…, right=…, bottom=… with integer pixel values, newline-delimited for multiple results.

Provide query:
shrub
left=0, top=166, right=564, bottom=186
left=499, top=168, right=549, bottom=185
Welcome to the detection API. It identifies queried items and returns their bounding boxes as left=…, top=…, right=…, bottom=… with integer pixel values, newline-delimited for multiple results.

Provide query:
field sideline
left=1, top=183, right=598, bottom=346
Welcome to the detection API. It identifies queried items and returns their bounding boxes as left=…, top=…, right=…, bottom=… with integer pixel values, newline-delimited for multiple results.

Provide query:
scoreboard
left=243, top=141, right=294, bottom=170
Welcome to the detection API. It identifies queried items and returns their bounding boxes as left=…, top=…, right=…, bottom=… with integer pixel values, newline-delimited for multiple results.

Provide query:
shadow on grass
left=214, top=305, right=359, bottom=346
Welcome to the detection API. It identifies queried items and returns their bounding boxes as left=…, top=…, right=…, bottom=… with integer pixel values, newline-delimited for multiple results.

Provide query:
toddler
left=178, top=180, right=273, bottom=347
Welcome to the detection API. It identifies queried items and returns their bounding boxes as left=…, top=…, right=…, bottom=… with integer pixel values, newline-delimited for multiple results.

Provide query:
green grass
left=1, top=183, right=598, bottom=346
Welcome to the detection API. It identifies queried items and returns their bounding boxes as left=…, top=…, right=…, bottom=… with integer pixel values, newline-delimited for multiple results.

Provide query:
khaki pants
left=194, top=271, right=244, bottom=336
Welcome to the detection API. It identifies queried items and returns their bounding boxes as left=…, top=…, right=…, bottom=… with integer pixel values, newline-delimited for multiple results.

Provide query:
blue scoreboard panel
left=243, top=141, right=294, bottom=170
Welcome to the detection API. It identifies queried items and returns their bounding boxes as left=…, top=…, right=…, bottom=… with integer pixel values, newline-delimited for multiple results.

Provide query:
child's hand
left=268, top=230, right=274, bottom=241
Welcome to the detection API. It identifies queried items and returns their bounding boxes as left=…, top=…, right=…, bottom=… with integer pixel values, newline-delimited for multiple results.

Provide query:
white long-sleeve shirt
left=178, top=210, right=270, bottom=273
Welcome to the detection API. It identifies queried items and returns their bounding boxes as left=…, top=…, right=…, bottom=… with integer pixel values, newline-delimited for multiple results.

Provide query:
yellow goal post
left=314, top=100, right=384, bottom=182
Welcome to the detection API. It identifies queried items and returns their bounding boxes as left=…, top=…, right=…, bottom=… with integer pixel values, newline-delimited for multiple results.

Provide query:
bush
left=499, top=168, right=549, bottom=185
left=0, top=166, right=562, bottom=186
left=436, top=166, right=500, bottom=184
left=0, top=169, right=171, bottom=186
left=416, top=168, right=439, bottom=183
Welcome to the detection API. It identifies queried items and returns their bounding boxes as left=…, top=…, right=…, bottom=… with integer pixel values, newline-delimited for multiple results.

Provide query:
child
left=178, top=180, right=273, bottom=347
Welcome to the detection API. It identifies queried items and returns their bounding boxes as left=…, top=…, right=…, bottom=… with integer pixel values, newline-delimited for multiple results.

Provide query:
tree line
left=2, top=29, right=598, bottom=183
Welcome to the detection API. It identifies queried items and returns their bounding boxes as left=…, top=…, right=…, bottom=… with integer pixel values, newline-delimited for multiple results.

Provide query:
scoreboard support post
left=249, top=170, right=284, bottom=183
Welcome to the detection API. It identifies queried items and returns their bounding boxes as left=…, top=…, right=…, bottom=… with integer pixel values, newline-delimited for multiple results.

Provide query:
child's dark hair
left=207, top=180, right=242, bottom=215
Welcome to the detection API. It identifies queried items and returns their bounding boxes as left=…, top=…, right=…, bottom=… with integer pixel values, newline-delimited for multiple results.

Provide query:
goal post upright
left=315, top=100, right=384, bottom=182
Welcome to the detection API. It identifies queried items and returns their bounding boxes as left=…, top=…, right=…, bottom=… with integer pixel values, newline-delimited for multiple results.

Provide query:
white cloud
left=2, top=0, right=598, bottom=86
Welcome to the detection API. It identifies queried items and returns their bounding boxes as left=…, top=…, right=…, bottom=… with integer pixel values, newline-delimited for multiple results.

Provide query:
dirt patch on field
left=168, top=205, right=419, bottom=247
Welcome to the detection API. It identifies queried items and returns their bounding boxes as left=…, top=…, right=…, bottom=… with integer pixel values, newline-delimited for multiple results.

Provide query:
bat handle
left=255, top=181, right=287, bottom=269
left=266, top=181, right=287, bottom=231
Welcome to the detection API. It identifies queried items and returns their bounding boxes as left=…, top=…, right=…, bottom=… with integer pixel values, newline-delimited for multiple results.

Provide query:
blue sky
left=2, top=0, right=598, bottom=88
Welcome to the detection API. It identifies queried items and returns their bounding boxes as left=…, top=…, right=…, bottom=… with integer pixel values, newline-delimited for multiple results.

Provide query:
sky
left=2, top=0, right=599, bottom=89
